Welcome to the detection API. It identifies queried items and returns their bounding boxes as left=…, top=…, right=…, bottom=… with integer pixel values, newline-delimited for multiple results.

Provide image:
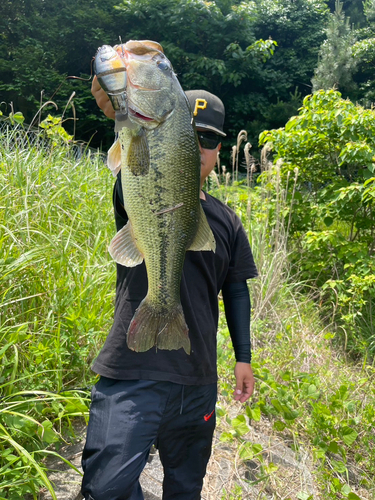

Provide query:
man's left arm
left=222, top=280, right=255, bottom=403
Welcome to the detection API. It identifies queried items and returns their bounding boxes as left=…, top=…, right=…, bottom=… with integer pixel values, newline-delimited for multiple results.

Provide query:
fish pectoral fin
left=187, top=205, right=216, bottom=252
left=128, top=128, right=150, bottom=176
left=107, top=139, right=122, bottom=177
left=108, top=220, right=144, bottom=267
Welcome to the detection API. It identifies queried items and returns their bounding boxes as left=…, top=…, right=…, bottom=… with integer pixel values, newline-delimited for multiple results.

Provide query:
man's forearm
left=222, top=280, right=251, bottom=364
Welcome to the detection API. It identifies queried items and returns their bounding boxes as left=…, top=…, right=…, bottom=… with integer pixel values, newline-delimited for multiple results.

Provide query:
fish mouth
left=127, top=95, right=173, bottom=124
left=128, top=105, right=155, bottom=122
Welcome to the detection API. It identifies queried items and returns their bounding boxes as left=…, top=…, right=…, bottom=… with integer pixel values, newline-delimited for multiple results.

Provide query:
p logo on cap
left=193, top=99, right=207, bottom=116
left=185, top=90, right=226, bottom=137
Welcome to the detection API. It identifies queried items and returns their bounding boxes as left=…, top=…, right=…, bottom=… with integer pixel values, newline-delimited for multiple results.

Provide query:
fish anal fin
left=108, top=220, right=143, bottom=267
left=128, top=129, right=150, bottom=176
left=107, top=139, right=122, bottom=177
left=187, top=205, right=216, bottom=252
left=127, top=301, right=191, bottom=354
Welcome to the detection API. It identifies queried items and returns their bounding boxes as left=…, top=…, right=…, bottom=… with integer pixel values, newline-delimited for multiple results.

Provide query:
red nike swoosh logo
left=204, top=409, right=215, bottom=422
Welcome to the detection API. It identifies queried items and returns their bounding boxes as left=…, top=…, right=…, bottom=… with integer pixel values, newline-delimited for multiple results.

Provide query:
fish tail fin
left=127, top=300, right=191, bottom=354
left=156, top=304, right=191, bottom=354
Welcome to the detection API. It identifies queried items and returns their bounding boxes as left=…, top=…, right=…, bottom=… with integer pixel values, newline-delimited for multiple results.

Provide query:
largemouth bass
left=94, top=40, right=216, bottom=354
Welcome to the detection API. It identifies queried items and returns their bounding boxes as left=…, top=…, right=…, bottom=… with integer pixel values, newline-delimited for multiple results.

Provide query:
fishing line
left=48, top=58, right=94, bottom=103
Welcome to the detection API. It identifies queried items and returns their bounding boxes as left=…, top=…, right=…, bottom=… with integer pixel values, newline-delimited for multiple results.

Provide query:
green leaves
left=0, top=391, right=90, bottom=496
left=312, top=1, right=357, bottom=94
left=0, top=126, right=108, bottom=497
left=246, top=405, right=261, bottom=421
left=231, top=414, right=250, bottom=437
left=347, top=493, right=361, bottom=500
left=239, top=441, right=263, bottom=461
left=271, top=398, right=300, bottom=421
left=0, top=0, right=332, bottom=152
left=340, top=426, right=358, bottom=446
left=331, top=459, right=347, bottom=474
left=37, top=420, right=60, bottom=444
left=39, top=115, right=73, bottom=144
left=273, top=420, right=287, bottom=431
left=297, top=493, right=313, bottom=500
left=9, top=112, right=25, bottom=126
left=0, top=422, right=58, bottom=500
left=212, top=177, right=375, bottom=499
left=261, top=89, right=375, bottom=185
left=260, top=88, right=375, bottom=356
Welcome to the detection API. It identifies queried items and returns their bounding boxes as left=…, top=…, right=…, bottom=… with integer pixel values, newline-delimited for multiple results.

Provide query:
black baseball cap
left=185, top=90, right=226, bottom=137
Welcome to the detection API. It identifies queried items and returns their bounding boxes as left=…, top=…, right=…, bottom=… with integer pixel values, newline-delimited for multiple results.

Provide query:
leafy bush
left=212, top=176, right=374, bottom=500
left=259, top=89, right=375, bottom=356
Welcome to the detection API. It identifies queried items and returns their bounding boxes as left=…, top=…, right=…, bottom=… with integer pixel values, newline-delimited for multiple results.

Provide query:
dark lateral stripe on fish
left=96, top=67, right=127, bottom=78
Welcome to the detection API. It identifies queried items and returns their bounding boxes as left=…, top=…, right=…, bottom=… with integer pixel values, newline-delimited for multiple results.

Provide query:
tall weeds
left=210, top=140, right=300, bottom=329
left=1, top=124, right=374, bottom=499
left=0, top=127, right=115, bottom=497
left=211, top=137, right=375, bottom=500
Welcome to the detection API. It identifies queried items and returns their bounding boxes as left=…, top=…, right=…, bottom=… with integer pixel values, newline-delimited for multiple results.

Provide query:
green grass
left=211, top=177, right=375, bottom=500
left=1, top=126, right=374, bottom=499
left=0, top=127, right=115, bottom=498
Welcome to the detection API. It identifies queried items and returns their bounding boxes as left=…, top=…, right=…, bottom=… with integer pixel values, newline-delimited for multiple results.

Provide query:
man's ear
left=218, top=143, right=222, bottom=151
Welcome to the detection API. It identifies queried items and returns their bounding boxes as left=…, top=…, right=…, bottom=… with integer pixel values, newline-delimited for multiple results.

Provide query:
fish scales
left=95, top=40, right=216, bottom=354
left=120, top=104, right=199, bottom=304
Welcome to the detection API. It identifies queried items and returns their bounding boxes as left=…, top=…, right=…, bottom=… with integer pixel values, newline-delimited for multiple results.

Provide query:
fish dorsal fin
left=128, top=129, right=150, bottom=176
left=107, top=139, right=122, bottom=177
left=187, top=205, right=216, bottom=252
left=108, top=220, right=144, bottom=267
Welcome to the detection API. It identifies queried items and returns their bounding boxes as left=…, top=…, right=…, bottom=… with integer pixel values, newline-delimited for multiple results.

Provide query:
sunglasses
left=197, top=131, right=221, bottom=150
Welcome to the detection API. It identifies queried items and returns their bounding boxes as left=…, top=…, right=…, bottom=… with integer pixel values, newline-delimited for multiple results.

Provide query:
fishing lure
left=94, top=45, right=128, bottom=118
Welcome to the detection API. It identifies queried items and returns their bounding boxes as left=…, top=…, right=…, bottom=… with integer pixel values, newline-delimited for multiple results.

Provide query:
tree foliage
left=0, top=0, right=128, bottom=146
left=0, top=0, right=329, bottom=151
left=327, top=0, right=367, bottom=26
left=251, top=0, right=329, bottom=93
left=260, top=89, right=375, bottom=355
left=348, top=1, right=375, bottom=106
left=311, top=0, right=375, bottom=109
left=238, top=0, right=329, bottom=145
left=312, top=1, right=357, bottom=93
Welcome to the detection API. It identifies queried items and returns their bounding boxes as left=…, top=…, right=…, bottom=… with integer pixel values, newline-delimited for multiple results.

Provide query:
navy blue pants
left=81, top=377, right=217, bottom=500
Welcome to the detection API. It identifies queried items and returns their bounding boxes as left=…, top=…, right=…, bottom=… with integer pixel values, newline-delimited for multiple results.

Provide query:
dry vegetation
left=205, top=144, right=375, bottom=499
left=1, top=125, right=374, bottom=499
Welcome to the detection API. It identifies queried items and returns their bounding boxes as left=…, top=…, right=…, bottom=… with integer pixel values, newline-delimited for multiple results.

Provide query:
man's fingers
left=91, top=76, right=116, bottom=120
left=239, top=388, right=252, bottom=402
left=244, top=380, right=255, bottom=398
left=233, top=363, right=255, bottom=402
left=91, top=75, right=101, bottom=95
left=233, top=378, right=254, bottom=402
left=234, top=385, right=243, bottom=400
left=234, top=388, right=251, bottom=403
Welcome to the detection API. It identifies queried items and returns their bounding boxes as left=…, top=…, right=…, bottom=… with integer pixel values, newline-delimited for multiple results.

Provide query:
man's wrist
left=234, top=347, right=251, bottom=364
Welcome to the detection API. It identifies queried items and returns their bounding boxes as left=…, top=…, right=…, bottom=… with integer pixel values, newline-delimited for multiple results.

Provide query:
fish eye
left=157, top=61, right=170, bottom=71
left=151, top=53, right=171, bottom=71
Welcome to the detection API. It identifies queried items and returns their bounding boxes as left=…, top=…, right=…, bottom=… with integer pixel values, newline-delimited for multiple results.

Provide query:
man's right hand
left=91, top=76, right=116, bottom=120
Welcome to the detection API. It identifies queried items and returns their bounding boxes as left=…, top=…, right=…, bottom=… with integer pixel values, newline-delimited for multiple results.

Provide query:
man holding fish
left=81, top=40, right=258, bottom=500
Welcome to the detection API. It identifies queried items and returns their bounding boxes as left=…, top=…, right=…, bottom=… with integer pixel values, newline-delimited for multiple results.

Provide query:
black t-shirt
left=92, top=183, right=258, bottom=385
